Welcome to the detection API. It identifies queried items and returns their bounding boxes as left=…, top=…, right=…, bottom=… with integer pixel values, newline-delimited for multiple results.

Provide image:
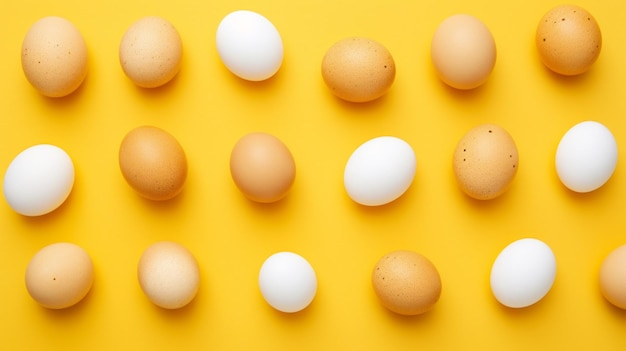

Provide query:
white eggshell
left=258, top=252, right=317, bottom=313
left=555, top=121, right=617, bottom=193
left=3, top=144, right=74, bottom=216
left=216, top=10, right=284, bottom=81
left=490, top=238, right=556, bottom=308
left=344, top=136, right=416, bottom=206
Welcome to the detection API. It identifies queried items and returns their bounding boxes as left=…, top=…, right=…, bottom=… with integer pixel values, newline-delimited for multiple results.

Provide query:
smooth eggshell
left=21, top=16, right=88, bottom=97
left=344, top=136, right=416, bottom=206
left=555, top=121, right=617, bottom=193
left=490, top=238, right=556, bottom=308
left=216, top=10, right=284, bottom=81
left=453, top=124, right=518, bottom=200
left=119, top=126, right=188, bottom=201
left=431, top=14, right=496, bottom=90
left=3, top=144, right=75, bottom=216
left=372, top=250, right=442, bottom=316
left=600, top=244, right=626, bottom=309
left=119, top=16, right=182, bottom=88
left=322, top=37, right=396, bottom=102
left=258, top=252, right=317, bottom=313
left=137, top=241, right=200, bottom=309
left=536, top=4, right=602, bottom=76
left=25, top=242, right=94, bottom=309
left=230, top=132, right=296, bottom=203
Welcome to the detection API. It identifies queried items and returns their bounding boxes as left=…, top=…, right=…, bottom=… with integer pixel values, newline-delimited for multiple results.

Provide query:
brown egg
left=536, top=5, right=602, bottom=76
left=21, top=16, right=88, bottom=97
left=372, top=250, right=442, bottom=316
left=453, top=124, right=518, bottom=200
left=138, top=241, right=200, bottom=309
left=119, top=126, right=187, bottom=201
left=600, top=244, right=626, bottom=309
left=321, top=37, right=395, bottom=103
left=25, top=242, right=94, bottom=309
left=119, top=16, right=183, bottom=88
left=230, top=132, right=296, bottom=203
left=431, top=14, right=497, bottom=90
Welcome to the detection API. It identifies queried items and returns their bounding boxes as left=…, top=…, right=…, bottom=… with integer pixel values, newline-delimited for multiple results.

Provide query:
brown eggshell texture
left=372, top=250, right=442, bottom=316
left=230, top=132, right=296, bottom=203
left=536, top=4, right=602, bottom=76
left=25, top=242, right=94, bottom=309
left=453, top=124, right=518, bottom=200
left=321, top=37, right=395, bottom=103
left=119, top=16, right=183, bottom=88
left=119, top=126, right=188, bottom=201
left=21, top=16, right=88, bottom=97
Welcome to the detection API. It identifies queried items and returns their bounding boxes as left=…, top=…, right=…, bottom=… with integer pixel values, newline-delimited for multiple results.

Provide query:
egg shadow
left=130, top=71, right=181, bottom=99
left=377, top=303, right=440, bottom=327
left=16, top=187, right=77, bottom=231
left=37, top=283, right=95, bottom=321
left=38, top=74, right=89, bottom=111
left=150, top=291, right=201, bottom=320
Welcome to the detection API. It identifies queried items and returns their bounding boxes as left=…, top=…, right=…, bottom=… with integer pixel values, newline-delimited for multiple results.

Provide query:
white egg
left=555, top=121, right=617, bottom=193
left=258, top=252, right=317, bottom=313
left=3, top=144, right=74, bottom=216
left=216, top=10, right=284, bottom=81
left=344, top=136, right=416, bottom=206
left=490, top=238, right=556, bottom=308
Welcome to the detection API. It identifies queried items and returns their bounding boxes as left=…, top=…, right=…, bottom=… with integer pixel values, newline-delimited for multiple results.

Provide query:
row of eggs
left=21, top=4, right=601, bottom=100
left=22, top=238, right=626, bottom=314
left=2, top=119, right=618, bottom=217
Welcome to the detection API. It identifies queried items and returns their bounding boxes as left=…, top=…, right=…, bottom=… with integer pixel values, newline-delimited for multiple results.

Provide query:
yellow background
left=2, top=0, right=626, bottom=349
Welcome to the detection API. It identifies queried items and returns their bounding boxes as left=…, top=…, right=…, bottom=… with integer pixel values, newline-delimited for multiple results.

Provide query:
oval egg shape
left=599, top=244, right=626, bottom=310
left=21, top=16, right=88, bottom=97
left=372, top=250, right=442, bottom=316
left=230, top=132, right=296, bottom=203
left=344, top=136, right=416, bottom=206
left=490, top=238, right=556, bottom=308
left=258, top=252, right=317, bottom=313
left=25, top=242, right=94, bottom=309
left=3, top=144, right=75, bottom=216
left=322, top=37, right=396, bottom=102
left=431, top=14, right=496, bottom=90
left=216, top=10, right=284, bottom=81
left=536, top=4, right=601, bottom=76
left=138, top=241, right=200, bottom=309
left=119, top=126, right=188, bottom=201
left=453, top=124, right=518, bottom=200
left=119, top=16, right=183, bottom=88
left=555, top=121, right=617, bottom=193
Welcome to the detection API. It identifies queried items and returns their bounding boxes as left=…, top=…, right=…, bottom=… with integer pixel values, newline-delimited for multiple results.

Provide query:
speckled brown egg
left=453, top=124, right=518, bottom=200
left=25, top=242, right=94, bottom=309
left=230, top=132, right=296, bottom=203
left=372, top=250, right=442, bottom=316
left=536, top=5, right=602, bottom=76
left=119, top=126, right=187, bottom=201
left=119, top=16, right=182, bottom=88
left=321, top=37, right=395, bottom=103
left=21, top=16, right=88, bottom=97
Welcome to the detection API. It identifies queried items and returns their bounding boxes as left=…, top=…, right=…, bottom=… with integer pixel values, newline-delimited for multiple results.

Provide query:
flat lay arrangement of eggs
left=2, top=1, right=626, bottom=350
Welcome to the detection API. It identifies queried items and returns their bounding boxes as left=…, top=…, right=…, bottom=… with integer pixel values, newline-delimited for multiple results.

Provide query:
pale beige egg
left=119, top=16, right=182, bottom=88
left=453, top=124, right=518, bottom=200
left=431, top=14, right=496, bottom=90
left=21, top=16, right=88, bottom=97
left=321, top=37, right=395, bottom=103
left=138, top=241, right=200, bottom=309
left=536, top=5, right=602, bottom=76
left=119, top=126, right=188, bottom=201
left=25, top=242, right=94, bottom=309
left=230, top=132, right=296, bottom=203
left=372, top=250, right=442, bottom=316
